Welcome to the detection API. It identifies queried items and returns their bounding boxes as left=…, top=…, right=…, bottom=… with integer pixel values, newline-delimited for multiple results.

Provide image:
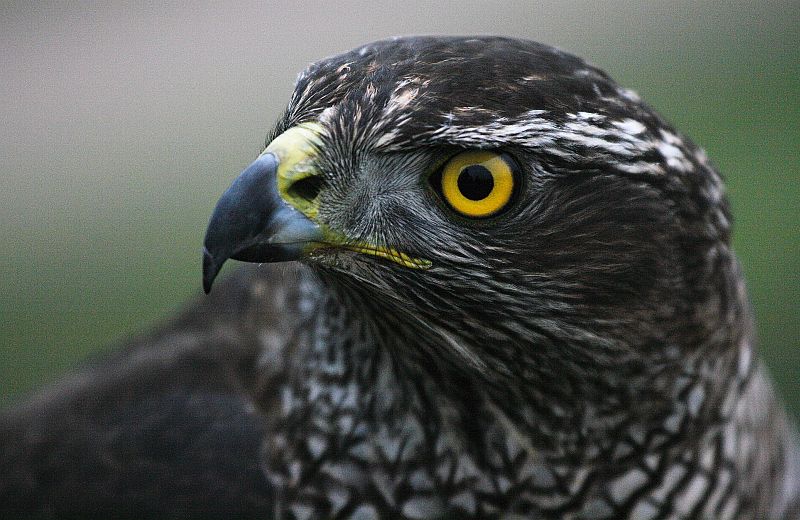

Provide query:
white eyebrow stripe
left=381, top=109, right=690, bottom=176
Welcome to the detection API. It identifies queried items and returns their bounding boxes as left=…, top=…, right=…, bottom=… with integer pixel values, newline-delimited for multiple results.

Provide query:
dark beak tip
left=201, top=152, right=323, bottom=293
left=202, top=247, right=221, bottom=294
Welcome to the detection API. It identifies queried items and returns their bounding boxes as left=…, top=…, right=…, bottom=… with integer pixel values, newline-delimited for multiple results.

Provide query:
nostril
left=288, top=175, right=324, bottom=202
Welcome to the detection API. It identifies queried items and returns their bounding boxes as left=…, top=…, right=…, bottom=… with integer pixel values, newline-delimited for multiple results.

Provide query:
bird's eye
left=438, top=151, right=517, bottom=218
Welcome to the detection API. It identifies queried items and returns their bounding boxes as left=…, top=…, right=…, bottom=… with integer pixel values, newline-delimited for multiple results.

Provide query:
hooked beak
left=201, top=151, right=322, bottom=293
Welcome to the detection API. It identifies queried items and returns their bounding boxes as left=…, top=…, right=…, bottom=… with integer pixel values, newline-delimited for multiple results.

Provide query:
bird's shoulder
left=0, top=265, right=314, bottom=516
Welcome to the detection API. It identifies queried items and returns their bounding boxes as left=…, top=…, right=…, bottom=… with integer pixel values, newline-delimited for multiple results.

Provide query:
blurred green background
left=1, top=2, right=798, bottom=416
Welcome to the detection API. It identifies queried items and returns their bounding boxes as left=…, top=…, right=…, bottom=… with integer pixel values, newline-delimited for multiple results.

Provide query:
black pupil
left=457, top=165, right=494, bottom=201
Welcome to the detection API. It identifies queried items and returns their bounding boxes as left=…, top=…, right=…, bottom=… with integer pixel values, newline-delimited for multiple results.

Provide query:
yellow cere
left=441, top=150, right=514, bottom=218
left=265, top=122, right=325, bottom=219
left=267, top=122, right=432, bottom=270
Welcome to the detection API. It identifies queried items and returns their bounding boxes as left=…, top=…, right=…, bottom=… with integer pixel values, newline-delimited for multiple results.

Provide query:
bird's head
left=203, top=37, right=738, bottom=417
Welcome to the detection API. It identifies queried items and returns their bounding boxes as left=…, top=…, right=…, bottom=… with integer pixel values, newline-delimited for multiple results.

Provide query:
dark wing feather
left=0, top=266, right=294, bottom=518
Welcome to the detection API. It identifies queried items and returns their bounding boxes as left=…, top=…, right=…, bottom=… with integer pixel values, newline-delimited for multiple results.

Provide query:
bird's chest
left=259, top=364, right=605, bottom=519
left=256, top=319, right=743, bottom=519
left=259, top=371, right=749, bottom=520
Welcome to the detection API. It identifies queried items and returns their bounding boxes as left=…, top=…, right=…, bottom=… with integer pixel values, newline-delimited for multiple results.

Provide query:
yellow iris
left=440, top=151, right=515, bottom=218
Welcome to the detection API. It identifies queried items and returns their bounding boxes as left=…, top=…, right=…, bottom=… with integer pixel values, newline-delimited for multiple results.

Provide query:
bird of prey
left=2, top=36, right=798, bottom=519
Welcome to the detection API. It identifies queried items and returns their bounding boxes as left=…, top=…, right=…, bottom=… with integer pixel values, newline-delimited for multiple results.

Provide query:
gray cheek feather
left=316, top=150, right=446, bottom=250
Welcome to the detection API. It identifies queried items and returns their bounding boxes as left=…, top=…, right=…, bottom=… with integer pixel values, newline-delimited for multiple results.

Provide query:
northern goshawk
left=2, top=36, right=799, bottom=519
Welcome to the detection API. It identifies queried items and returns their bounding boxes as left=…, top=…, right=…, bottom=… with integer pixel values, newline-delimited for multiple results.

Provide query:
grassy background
left=1, top=1, right=798, bottom=416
